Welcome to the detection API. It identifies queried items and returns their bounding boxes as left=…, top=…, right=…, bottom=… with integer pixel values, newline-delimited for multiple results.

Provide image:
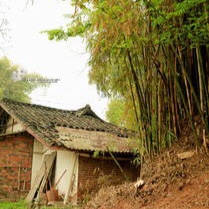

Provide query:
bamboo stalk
left=178, top=46, right=192, bottom=116
left=196, top=44, right=203, bottom=112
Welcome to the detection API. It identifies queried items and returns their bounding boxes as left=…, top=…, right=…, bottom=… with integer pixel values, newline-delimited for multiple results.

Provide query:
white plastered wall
left=31, top=139, right=52, bottom=186
left=54, top=150, right=78, bottom=203
left=5, top=117, right=25, bottom=134
left=31, top=139, right=78, bottom=204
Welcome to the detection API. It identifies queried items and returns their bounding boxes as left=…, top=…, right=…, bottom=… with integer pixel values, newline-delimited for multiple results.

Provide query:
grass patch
left=0, top=201, right=81, bottom=209
left=41, top=207, right=78, bottom=209
left=0, top=201, right=27, bottom=209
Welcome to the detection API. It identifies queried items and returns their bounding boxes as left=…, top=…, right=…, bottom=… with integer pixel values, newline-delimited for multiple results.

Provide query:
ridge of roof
left=0, top=98, right=75, bottom=113
left=0, top=98, right=105, bottom=121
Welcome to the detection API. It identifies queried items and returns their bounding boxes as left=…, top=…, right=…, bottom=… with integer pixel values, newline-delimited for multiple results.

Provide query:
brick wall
left=78, top=155, right=139, bottom=201
left=0, top=133, right=33, bottom=199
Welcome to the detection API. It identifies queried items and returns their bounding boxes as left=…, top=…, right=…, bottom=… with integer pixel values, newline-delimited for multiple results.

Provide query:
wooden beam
left=25, top=152, right=56, bottom=203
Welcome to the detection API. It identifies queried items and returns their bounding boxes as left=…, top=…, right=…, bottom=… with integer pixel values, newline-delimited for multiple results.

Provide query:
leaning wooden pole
left=64, top=154, right=78, bottom=205
left=108, top=149, right=129, bottom=180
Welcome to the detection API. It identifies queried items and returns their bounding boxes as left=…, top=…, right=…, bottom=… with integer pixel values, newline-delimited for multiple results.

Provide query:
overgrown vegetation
left=46, top=0, right=209, bottom=157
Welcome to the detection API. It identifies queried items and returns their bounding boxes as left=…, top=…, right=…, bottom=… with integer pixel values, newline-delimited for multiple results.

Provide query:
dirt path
left=83, top=138, right=209, bottom=209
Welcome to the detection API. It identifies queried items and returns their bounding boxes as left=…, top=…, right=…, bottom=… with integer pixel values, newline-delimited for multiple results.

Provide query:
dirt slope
left=83, top=136, right=209, bottom=209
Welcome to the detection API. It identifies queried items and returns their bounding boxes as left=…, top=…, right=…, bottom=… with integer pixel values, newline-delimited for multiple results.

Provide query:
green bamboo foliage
left=47, top=0, right=209, bottom=156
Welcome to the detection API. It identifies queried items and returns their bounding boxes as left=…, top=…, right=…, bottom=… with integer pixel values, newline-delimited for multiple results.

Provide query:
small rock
left=177, top=151, right=195, bottom=160
left=134, top=179, right=145, bottom=189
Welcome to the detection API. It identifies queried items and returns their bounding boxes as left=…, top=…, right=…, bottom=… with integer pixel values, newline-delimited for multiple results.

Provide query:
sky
left=0, top=0, right=108, bottom=119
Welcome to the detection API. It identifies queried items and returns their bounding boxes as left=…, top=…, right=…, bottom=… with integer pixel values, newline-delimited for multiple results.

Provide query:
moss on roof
left=0, top=99, right=137, bottom=153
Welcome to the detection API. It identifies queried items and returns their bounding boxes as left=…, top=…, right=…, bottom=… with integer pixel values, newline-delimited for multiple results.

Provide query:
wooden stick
left=203, top=129, right=208, bottom=153
left=64, top=154, right=78, bottom=205
left=23, top=180, right=26, bottom=191
left=54, top=169, right=67, bottom=188
left=18, top=166, right=21, bottom=190
left=108, top=149, right=129, bottom=180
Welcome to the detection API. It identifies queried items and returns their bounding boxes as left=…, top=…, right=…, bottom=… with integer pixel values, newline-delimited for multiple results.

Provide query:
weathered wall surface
left=31, top=139, right=44, bottom=186
left=54, top=151, right=78, bottom=203
left=78, top=156, right=139, bottom=201
left=5, top=117, right=25, bottom=134
left=0, top=134, right=33, bottom=199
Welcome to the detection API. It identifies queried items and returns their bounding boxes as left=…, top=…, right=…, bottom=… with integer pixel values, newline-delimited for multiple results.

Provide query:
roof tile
left=0, top=99, right=137, bottom=153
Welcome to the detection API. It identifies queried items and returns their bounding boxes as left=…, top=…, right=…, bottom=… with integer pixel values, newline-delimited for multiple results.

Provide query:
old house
left=0, top=99, right=139, bottom=204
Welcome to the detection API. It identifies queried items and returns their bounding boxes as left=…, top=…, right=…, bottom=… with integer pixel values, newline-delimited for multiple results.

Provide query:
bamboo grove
left=47, top=0, right=209, bottom=156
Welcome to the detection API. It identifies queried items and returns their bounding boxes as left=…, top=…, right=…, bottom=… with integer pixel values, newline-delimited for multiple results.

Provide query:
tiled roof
left=0, top=99, right=136, bottom=153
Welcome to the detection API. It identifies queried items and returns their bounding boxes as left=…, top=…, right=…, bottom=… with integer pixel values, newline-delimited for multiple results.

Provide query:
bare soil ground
left=83, top=133, right=209, bottom=209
